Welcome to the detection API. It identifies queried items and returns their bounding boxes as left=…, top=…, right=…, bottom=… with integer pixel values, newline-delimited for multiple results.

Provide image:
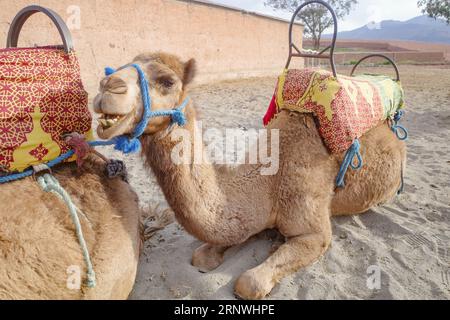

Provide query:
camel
left=94, top=52, right=406, bottom=300
left=0, top=154, right=142, bottom=299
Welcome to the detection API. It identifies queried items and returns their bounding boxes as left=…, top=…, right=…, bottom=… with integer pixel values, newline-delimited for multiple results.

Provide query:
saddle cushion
left=0, top=47, right=93, bottom=172
left=264, top=68, right=405, bottom=153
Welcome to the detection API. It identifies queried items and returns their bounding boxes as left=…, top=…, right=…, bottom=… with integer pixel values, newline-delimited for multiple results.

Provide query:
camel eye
left=104, top=76, right=128, bottom=94
left=157, top=76, right=175, bottom=88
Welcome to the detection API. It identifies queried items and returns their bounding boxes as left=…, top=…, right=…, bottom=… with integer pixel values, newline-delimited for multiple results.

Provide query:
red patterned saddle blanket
left=0, top=47, right=92, bottom=173
left=264, top=68, right=405, bottom=154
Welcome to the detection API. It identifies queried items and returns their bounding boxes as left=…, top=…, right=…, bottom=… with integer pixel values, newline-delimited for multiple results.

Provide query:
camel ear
left=183, top=58, right=196, bottom=86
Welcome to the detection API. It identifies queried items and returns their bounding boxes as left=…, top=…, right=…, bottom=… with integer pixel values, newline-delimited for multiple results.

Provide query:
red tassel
left=263, top=94, right=278, bottom=126
left=64, top=133, right=91, bottom=167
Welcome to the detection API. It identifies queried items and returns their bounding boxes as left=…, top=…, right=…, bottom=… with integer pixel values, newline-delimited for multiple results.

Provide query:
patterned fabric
left=0, top=46, right=93, bottom=172
left=264, top=68, right=405, bottom=153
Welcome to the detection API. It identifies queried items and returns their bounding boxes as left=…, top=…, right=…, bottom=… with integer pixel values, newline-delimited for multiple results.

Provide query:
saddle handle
left=6, top=5, right=73, bottom=54
left=285, top=0, right=338, bottom=78
left=350, top=54, right=400, bottom=81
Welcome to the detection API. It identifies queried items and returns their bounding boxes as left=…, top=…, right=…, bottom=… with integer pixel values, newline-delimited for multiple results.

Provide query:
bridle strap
left=105, top=63, right=189, bottom=154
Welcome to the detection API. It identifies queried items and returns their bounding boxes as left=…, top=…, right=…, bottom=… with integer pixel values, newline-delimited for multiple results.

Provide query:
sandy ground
left=100, top=64, right=450, bottom=300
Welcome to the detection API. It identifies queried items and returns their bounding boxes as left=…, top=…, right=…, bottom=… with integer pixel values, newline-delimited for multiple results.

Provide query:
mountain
left=324, top=15, right=450, bottom=44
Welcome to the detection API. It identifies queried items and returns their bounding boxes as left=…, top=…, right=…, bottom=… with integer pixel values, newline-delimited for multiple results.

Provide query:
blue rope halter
left=105, top=63, right=189, bottom=154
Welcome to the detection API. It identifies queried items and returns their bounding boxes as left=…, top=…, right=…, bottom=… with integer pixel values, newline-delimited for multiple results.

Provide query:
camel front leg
left=234, top=221, right=331, bottom=300
left=192, top=244, right=230, bottom=273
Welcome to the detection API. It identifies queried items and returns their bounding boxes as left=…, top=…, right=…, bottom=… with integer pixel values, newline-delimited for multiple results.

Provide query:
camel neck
left=140, top=105, right=228, bottom=243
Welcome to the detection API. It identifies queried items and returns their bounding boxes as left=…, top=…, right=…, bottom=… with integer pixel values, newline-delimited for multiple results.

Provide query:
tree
left=418, top=0, right=450, bottom=24
left=265, top=0, right=358, bottom=50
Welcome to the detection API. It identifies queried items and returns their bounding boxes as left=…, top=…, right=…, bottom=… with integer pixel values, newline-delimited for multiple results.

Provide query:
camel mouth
left=98, top=114, right=126, bottom=129
left=96, top=111, right=135, bottom=140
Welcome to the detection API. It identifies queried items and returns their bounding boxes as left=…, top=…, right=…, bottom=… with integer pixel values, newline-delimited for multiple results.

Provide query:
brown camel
left=0, top=155, right=142, bottom=299
left=94, top=52, right=406, bottom=300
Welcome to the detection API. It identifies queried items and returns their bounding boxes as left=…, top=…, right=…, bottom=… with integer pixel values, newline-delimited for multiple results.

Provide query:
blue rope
left=37, top=173, right=96, bottom=288
left=0, top=170, right=34, bottom=184
left=335, top=139, right=363, bottom=188
left=0, top=140, right=116, bottom=184
left=392, top=110, right=407, bottom=195
left=106, top=64, right=188, bottom=154
left=391, top=110, right=408, bottom=141
left=335, top=110, right=408, bottom=189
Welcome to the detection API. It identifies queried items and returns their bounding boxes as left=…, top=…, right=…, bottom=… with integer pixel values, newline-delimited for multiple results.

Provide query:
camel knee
left=234, top=229, right=332, bottom=300
left=234, top=267, right=274, bottom=300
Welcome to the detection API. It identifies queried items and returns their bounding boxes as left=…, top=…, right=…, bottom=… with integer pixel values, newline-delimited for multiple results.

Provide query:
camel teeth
left=104, top=114, right=122, bottom=120
left=106, top=119, right=117, bottom=126
left=99, top=115, right=122, bottom=129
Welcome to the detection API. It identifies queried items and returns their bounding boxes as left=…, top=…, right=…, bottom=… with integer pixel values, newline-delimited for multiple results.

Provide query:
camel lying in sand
left=0, top=154, right=142, bottom=299
left=94, top=52, right=406, bottom=300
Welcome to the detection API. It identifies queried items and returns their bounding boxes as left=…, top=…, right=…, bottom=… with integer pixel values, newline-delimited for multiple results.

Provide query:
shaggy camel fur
left=94, top=52, right=406, bottom=300
left=0, top=155, right=141, bottom=299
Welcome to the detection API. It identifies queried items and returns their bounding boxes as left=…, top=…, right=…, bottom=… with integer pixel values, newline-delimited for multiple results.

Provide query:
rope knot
left=113, top=136, right=141, bottom=154
left=391, top=110, right=408, bottom=141
left=86, top=271, right=96, bottom=288
left=64, top=132, right=91, bottom=167
left=104, top=67, right=116, bottom=76
left=335, top=139, right=363, bottom=188
left=171, top=109, right=187, bottom=126
left=393, top=110, right=404, bottom=123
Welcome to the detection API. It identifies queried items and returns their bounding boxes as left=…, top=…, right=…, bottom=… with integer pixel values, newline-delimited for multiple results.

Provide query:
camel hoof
left=191, top=244, right=224, bottom=273
left=234, top=269, right=274, bottom=300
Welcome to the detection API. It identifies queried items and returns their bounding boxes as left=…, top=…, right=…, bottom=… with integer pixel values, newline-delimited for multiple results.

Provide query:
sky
left=210, top=0, right=423, bottom=31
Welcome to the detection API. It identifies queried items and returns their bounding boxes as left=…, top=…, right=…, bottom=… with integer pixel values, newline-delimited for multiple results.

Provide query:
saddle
left=264, top=68, right=405, bottom=154
left=268, top=1, right=408, bottom=188
left=0, top=7, right=92, bottom=174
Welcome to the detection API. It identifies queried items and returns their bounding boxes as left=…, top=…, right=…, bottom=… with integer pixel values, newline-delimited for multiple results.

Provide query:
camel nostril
left=93, top=94, right=103, bottom=113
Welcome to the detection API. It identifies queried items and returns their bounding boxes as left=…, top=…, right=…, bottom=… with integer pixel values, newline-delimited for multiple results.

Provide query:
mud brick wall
left=0, top=0, right=304, bottom=95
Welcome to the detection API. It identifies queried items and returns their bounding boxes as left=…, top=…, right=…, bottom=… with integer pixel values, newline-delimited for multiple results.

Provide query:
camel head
left=94, top=52, right=196, bottom=139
